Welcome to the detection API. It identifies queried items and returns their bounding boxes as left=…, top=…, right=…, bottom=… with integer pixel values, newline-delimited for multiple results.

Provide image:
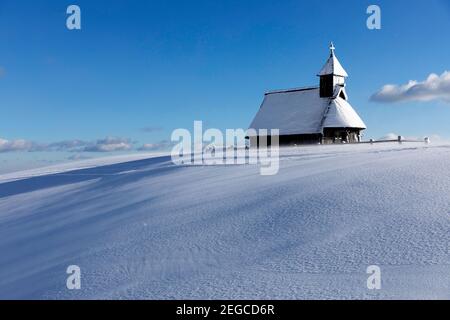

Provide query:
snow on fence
left=360, top=136, right=431, bottom=145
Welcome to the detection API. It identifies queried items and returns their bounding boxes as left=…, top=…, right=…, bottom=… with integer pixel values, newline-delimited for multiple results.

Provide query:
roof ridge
left=265, top=86, right=319, bottom=95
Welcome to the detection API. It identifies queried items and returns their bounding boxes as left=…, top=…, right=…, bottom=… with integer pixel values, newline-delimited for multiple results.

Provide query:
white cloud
left=48, top=140, right=88, bottom=151
left=371, top=71, right=450, bottom=103
left=138, top=140, right=173, bottom=151
left=0, top=138, right=33, bottom=152
left=0, top=138, right=91, bottom=153
left=0, top=137, right=133, bottom=153
left=83, top=137, right=132, bottom=152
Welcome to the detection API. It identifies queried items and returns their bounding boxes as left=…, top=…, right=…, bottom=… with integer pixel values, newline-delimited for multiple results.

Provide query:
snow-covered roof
left=322, top=97, right=367, bottom=129
left=317, top=43, right=348, bottom=77
left=249, top=88, right=326, bottom=136
left=249, top=87, right=327, bottom=136
left=248, top=87, right=366, bottom=136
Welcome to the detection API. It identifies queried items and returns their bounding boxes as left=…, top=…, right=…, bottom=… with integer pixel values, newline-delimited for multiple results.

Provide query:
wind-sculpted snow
left=0, top=144, right=449, bottom=299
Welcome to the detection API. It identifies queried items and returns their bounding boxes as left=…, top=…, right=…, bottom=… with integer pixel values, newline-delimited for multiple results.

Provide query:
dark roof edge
left=265, top=86, right=319, bottom=96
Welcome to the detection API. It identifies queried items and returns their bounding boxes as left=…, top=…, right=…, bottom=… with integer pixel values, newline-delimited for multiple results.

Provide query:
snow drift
left=0, top=143, right=449, bottom=299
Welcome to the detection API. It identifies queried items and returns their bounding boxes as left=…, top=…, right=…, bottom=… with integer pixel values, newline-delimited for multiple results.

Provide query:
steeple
left=318, top=42, right=348, bottom=77
left=318, top=43, right=348, bottom=98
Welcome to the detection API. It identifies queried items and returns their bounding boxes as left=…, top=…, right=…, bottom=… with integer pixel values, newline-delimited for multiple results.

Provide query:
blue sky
left=1, top=0, right=450, bottom=171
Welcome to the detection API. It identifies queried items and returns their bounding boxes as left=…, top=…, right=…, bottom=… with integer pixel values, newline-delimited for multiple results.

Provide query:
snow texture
left=0, top=143, right=449, bottom=299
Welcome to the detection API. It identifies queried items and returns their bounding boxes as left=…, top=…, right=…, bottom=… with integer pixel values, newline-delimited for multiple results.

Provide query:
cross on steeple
left=329, top=42, right=336, bottom=57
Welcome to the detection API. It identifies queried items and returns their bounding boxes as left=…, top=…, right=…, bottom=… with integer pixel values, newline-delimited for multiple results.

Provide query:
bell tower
left=318, top=42, right=348, bottom=98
